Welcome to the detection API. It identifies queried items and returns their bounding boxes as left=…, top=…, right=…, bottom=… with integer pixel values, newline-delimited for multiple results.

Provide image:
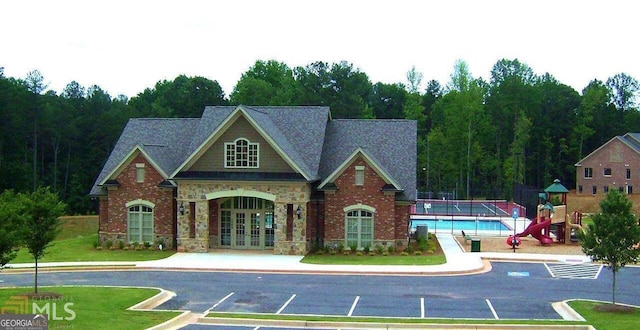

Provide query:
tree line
left=1, top=59, right=638, bottom=214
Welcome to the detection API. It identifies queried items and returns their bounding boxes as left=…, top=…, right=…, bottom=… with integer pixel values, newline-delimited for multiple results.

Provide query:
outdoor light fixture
left=179, top=202, right=185, bottom=215
left=296, top=205, right=302, bottom=219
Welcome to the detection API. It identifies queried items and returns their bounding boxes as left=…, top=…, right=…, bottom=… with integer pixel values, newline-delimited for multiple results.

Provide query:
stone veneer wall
left=176, top=181, right=310, bottom=254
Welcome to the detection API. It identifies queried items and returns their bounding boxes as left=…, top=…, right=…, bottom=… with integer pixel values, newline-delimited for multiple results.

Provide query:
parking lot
left=2, top=260, right=640, bottom=328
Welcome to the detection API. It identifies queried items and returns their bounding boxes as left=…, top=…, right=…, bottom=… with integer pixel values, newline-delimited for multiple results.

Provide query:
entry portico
left=176, top=183, right=309, bottom=254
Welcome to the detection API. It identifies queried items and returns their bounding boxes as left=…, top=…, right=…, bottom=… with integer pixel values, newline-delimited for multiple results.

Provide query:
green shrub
left=93, top=240, right=100, bottom=249
left=401, top=251, right=409, bottom=256
left=414, top=251, right=422, bottom=255
left=105, top=240, right=114, bottom=249
left=375, top=244, right=384, bottom=254
left=118, top=240, right=125, bottom=249
left=418, top=237, right=427, bottom=251
left=369, top=252, right=376, bottom=256
left=337, top=243, right=344, bottom=253
left=382, top=251, right=389, bottom=256
left=427, top=240, right=436, bottom=253
left=343, top=250, right=350, bottom=255
left=363, top=245, right=370, bottom=254
left=349, top=244, right=358, bottom=253
left=329, top=250, right=336, bottom=255
left=387, top=245, right=395, bottom=254
left=356, top=251, right=363, bottom=256
left=95, top=246, right=103, bottom=250
left=406, top=245, right=414, bottom=253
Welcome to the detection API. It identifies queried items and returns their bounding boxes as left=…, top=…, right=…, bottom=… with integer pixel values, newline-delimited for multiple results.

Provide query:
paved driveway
left=2, top=262, right=639, bottom=322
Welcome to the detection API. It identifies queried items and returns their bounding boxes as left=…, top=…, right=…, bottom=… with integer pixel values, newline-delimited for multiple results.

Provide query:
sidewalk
left=4, top=234, right=591, bottom=275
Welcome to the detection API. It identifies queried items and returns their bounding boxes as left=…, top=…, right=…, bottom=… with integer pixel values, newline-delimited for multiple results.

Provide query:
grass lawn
left=205, top=312, right=586, bottom=327
left=9, top=215, right=174, bottom=263
left=302, top=253, right=446, bottom=265
left=568, top=300, right=640, bottom=329
left=11, top=234, right=175, bottom=263
left=0, top=286, right=181, bottom=329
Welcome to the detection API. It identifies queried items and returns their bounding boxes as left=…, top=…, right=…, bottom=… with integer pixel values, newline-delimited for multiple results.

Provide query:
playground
left=413, top=179, right=591, bottom=253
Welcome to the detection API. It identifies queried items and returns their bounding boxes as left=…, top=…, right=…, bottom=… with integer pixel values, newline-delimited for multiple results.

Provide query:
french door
left=220, top=197, right=274, bottom=249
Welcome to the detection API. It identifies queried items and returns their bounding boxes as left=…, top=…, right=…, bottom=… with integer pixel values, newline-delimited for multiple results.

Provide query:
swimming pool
left=411, top=217, right=511, bottom=233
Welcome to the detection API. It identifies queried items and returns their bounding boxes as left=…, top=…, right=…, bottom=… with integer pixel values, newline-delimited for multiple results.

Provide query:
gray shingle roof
left=91, top=106, right=416, bottom=202
left=575, top=132, right=640, bottom=166
left=89, top=118, right=200, bottom=196
left=319, top=119, right=417, bottom=201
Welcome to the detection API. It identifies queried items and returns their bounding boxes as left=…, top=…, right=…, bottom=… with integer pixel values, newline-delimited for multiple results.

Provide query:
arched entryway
left=218, top=197, right=275, bottom=249
left=206, top=190, right=277, bottom=250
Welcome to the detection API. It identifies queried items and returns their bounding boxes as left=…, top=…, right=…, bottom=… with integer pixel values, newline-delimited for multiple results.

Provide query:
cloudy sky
left=2, top=0, right=637, bottom=98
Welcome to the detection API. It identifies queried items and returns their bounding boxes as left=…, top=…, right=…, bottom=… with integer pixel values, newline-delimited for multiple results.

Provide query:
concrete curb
left=198, top=316, right=594, bottom=329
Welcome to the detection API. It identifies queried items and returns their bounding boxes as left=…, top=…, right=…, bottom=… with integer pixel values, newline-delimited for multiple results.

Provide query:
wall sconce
left=179, top=202, right=185, bottom=215
left=296, top=205, right=302, bottom=219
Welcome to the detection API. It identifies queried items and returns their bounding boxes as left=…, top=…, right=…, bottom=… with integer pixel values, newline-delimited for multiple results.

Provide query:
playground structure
left=513, top=179, right=583, bottom=246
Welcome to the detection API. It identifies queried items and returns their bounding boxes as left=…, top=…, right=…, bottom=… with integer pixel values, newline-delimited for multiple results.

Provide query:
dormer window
left=225, top=138, right=259, bottom=168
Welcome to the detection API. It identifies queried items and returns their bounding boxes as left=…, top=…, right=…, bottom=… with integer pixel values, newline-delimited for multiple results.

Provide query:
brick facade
left=93, top=107, right=416, bottom=255
left=98, top=154, right=175, bottom=248
left=576, top=138, right=640, bottom=195
left=323, top=157, right=409, bottom=251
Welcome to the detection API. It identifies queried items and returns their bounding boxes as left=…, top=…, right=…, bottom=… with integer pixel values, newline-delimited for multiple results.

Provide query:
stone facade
left=576, top=138, right=640, bottom=195
left=93, top=107, right=416, bottom=256
left=176, top=180, right=310, bottom=254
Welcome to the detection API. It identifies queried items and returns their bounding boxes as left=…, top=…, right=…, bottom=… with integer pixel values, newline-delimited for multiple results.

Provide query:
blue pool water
left=411, top=219, right=510, bottom=231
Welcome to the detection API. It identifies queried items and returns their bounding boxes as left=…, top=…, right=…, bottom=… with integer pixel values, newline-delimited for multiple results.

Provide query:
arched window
left=345, top=209, right=374, bottom=250
left=225, top=138, right=259, bottom=168
left=127, top=204, right=153, bottom=243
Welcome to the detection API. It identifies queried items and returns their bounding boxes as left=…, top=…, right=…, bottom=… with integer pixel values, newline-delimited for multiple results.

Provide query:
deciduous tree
left=579, top=189, right=640, bottom=305
left=20, top=186, right=66, bottom=293
left=0, top=190, right=24, bottom=267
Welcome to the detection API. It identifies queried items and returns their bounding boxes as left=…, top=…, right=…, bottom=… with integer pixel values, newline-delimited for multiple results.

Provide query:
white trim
left=126, top=199, right=156, bottom=208
left=318, top=147, right=401, bottom=190
left=99, top=145, right=167, bottom=185
left=170, top=105, right=311, bottom=180
left=205, top=189, right=277, bottom=202
left=224, top=138, right=260, bottom=169
left=343, top=203, right=376, bottom=213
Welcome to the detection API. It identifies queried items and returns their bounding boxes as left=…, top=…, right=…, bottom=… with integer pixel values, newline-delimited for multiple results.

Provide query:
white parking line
left=204, top=292, right=234, bottom=314
left=420, top=297, right=425, bottom=318
left=486, top=299, right=499, bottom=319
left=276, top=294, right=296, bottom=314
left=348, top=296, right=360, bottom=316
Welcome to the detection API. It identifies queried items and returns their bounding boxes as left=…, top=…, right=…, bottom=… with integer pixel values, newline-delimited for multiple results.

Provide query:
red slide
left=517, top=217, right=554, bottom=245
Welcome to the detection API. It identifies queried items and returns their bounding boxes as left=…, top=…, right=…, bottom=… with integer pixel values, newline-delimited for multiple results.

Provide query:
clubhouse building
left=90, top=105, right=416, bottom=254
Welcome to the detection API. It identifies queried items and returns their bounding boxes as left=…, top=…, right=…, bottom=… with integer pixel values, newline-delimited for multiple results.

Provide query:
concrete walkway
left=5, top=234, right=591, bottom=275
